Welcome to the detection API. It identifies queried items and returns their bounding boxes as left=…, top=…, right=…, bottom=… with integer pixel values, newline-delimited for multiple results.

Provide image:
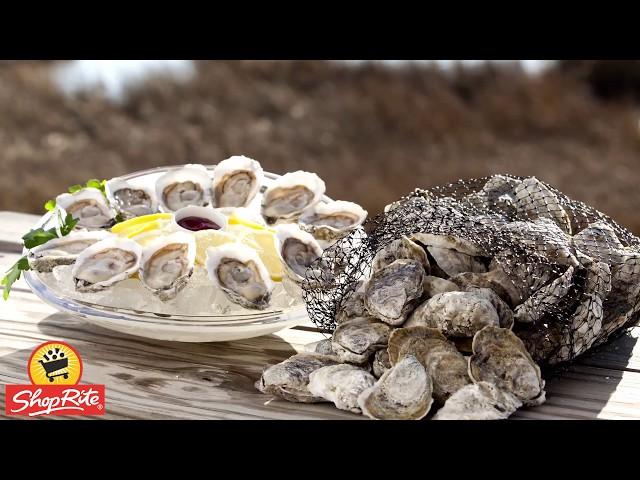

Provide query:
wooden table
left=1, top=211, right=639, bottom=420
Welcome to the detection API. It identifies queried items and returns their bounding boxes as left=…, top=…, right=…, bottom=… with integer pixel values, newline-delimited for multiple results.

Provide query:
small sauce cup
left=172, top=206, right=228, bottom=233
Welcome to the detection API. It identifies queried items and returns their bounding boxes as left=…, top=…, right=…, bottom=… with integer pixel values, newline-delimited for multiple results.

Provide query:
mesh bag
left=302, top=175, right=640, bottom=366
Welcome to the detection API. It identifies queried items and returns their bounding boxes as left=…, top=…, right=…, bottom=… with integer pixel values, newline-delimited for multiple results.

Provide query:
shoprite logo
left=5, top=341, right=105, bottom=417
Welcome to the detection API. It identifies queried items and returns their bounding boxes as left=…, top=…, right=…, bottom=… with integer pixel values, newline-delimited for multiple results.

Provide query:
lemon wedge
left=193, top=230, right=238, bottom=265
left=111, top=213, right=173, bottom=234
left=228, top=212, right=275, bottom=233
left=239, top=229, right=283, bottom=282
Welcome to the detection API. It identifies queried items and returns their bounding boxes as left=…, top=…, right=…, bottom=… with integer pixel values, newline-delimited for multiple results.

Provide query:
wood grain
left=1, top=211, right=639, bottom=420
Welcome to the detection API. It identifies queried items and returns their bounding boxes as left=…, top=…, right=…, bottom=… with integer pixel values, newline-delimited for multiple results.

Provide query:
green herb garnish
left=2, top=211, right=78, bottom=300
left=43, top=178, right=109, bottom=213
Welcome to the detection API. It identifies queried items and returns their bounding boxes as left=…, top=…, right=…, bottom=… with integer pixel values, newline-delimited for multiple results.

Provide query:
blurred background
left=1, top=60, right=640, bottom=232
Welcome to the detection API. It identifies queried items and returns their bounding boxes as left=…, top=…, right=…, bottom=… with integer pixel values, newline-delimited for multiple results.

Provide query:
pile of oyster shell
left=256, top=175, right=640, bottom=419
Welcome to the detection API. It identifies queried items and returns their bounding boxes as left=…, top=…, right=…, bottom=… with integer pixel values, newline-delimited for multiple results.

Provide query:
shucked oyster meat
left=56, top=188, right=116, bottom=229
left=155, top=164, right=211, bottom=212
left=364, top=259, right=425, bottom=326
left=28, top=230, right=113, bottom=273
left=211, top=155, right=263, bottom=208
left=256, top=353, right=339, bottom=403
left=275, top=224, right=323, bottom=283
left=261, top=170, right=325, bottom=222
left=299, top=200, right=367, bottom=248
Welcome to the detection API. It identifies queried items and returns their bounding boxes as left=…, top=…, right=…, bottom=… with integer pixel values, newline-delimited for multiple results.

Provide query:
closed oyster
left=405, top=291, right=500, bottom=337
left=427, top=246, right=487, bottom=278
left=364, top=259, right=425, bottom=326
left=304, top=339, right=334, bottom=356
left=155, top=164, right=211, bottom=212
left=71, top=237, right=142, bottom=292
left=388, top=326, right=471, bottom=404
left=139, top=232, right=195, bottom=301
left=336, top=280, right=367, bottom=324
left=371, top=236, right=430, bottom=274
left=357, top=354, right=433, bottom=420
left=211, top=155, right=263, bottom=208
left=275, top=224, right=323, bottom=283
left=56, top=188, right=116, bottom=229
left=513, top=176, right=572, bottom=235
left=501, top=219, right=577, bottom=267
left=432, top=382, right=522, bottom=420
left=261, top=171, right=325, bottom=222
left=255, top=353, right=339, bottom=403
left=206, top=242, right=274, bottom=310
left=105, top=178, right=157, bottom=219
left=465, top=175, right=521, bottom=216
left=410, top=232, right=485, bottom=257
left=372, top=349, right=391, bottom=378
left=422, top=276, right=459, bottom=298
left=28, top=230, right=113, bottom=273
left=469, top=326, right=546, bottom=406
left=514, top=266, right=575, bottom=324
left=450, top=268, right=522, bottom=308
left=465, top=286, right=514, bottom=329
left=331, top=317, right=391, bottom=364
left=299, top=200, right=367, bottom=248
left=307, top=364, right=376, bottom=413
left=572, top=221, right=626, bottom=264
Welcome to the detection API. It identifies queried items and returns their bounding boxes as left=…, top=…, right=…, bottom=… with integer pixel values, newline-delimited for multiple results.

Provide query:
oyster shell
left=464, top=175, right=521, bottom=216
left=422, top=276, right=459, bottom=298
left=465, top=286, right=514, bottom=329
left=371, top=236, right=430, bottom=274
left=139, top=231, right=195, bottom=301
left=426, top=246, right=487, bottom=278
left=304, top=339, right=334, bottom=356
left=155, top=164, right=211, bottom=212
left=261, top=170, right=325, bottom=222
left=255, top=353, right=339, bottom=403
left=55, top=188, right=116, bottom=229
left=387, top=326, right=471, bottom=404
left=71, top=237, right=142, bottom=292
left=28, top=231, right=113, bottom=273
left=206, top=242, right=274, bottom=310
left=371, top=349, right=391, bottom=378
left=514, top=266, right=575, bottom=324
left=307, top=364, right=376, bottom=413
left=275, top=223, right=323, bottom=283
left=405, top=291, right=500, bottom=337
left=432, top=382, right=522, bottom=420
left=410, top=232, right=485, bottom=257
left=105, top=178, right=157, bottom=219
left=501, top=219, right=577, bottom=267
left=357, top=354, right=433, bottom=420
left=469, top=326, right=545, bottom=406
left=336, top=280, right=367, bottom=324
left=299, top=200, right=367, bottom=248
left=364, top=259, right=425, bottom=326
left=331, top=316, right=391, bottom=364
left=572, top=221, right=626, bottom=264
left=513, top=176, right=572, bottom=235
left=211, top=155, right=263, bottom=208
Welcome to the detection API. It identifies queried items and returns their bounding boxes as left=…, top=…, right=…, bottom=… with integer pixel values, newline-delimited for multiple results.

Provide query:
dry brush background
left=1, top=60, right=640, bottom=232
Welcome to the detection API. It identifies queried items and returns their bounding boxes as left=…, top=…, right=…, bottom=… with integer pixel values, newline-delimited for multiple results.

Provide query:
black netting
left=301, top=175, right=640, bottom=366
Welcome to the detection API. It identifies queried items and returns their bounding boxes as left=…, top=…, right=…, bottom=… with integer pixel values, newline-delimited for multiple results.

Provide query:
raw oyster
left=261, top=170, right=325, bottom=222
left=410, top=232, right=485, bottom=257
left=211, top=155, right=263, bottom=208
left=275, top=223, right=323, bottom=283
left=464, top=175, right=521, bottom=216
left=331, top=316, right=391, bottom=364
left=255, top=353, right=339, bottom=403
left=388, top=326, right=471, bottom=404
left=422, top=276, right=459, bottom=298
left=432, top=382, right=522, bottom=420
left=426, top=246, right=487, bottom=278
left=56, top=188, right=116, bottom=229
left=28, top=230, right=113, bottom=273
left=364, top=259, right=425, bottom=326
left=105, top=178, right=157, bottom=219
left=513, top=266, right=575, bottom=324
left=371, top=349, right=391, bottom=378
left=572, top=221, right=625, bottom=264
left=71, top=237, right=142, bottom=292
left=513, top=176, right=572, bottom=235
left=307, top=364, right=376, bottom=413
left=357, top=354, right=433, bottom=420
left=501, top=219, right=577, bottom=267
left=139, top=231, right=195, bottom=301
left=155, top=164, right=211, bottom=212
left=304, top=339, right=334, bottom=356
left=371, top=236, right=430, bottom=274
left=336, top=280, right=367, bottom=324
left=469, top=326, right=546, bottom=406
left=405, top=291, right=500, bottom=337
left=465, top=286, right=514, bottom=329
left=206, top=242, right=274, bottom=310
left=299, top=200, right=367, bottom=248
left=450, top=266, right=523, bottom=308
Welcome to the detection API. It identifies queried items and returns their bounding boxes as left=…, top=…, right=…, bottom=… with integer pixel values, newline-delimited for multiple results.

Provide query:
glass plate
left=24, top=165, right=328, bottom=342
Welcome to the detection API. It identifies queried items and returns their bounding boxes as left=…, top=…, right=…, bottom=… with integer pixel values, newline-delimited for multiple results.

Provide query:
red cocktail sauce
left=177, top=216, right=221, bottom=231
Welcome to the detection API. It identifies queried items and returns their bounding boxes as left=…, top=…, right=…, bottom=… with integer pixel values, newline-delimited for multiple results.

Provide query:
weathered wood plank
left=0, top=211, right=38, bottom=253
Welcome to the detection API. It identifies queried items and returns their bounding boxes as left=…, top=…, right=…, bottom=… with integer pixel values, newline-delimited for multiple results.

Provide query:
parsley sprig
left=2, top=210, right=78, bottom=300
